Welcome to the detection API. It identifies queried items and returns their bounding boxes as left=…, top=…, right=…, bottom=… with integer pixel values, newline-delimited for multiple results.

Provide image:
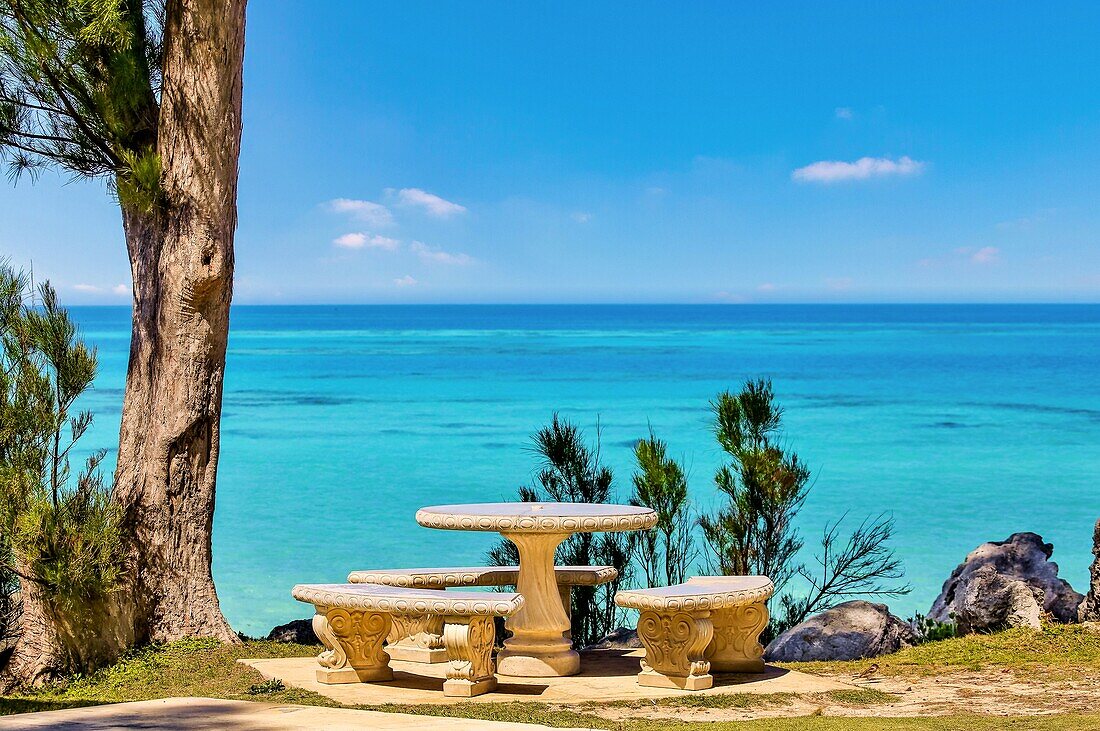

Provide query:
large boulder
left=266, top=618, right=319, bottom=645
left=929, top=532, right=1083, bottom=632
left=764, top=600, right=916, bottom=662
left=586, top=626, right=642, bottom=650
left=1080, top=519, right=1100, bottom=623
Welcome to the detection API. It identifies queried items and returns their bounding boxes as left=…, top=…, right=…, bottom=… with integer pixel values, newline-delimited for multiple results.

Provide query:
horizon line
left=64, top=301, right=1100, bottom=307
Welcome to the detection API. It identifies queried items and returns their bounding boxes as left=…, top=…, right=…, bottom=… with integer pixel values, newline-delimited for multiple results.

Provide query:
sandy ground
left=248, top=647, right=1100, bottom=723
left=580, top=667, right=1100, bottom=724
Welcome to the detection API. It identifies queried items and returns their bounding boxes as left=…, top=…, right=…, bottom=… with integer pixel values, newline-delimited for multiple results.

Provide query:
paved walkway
left=244, top=648, right=850, bottom=706
left=0, top=697, right=595, bottom=730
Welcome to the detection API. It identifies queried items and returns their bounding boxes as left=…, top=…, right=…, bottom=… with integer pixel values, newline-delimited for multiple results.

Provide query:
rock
left=939, top=565, right=1045, bottom=631
left=586, top=626, right=642, bottom=650
left=764, top=600, right=916, bottom=662
left=929, top=532, right=1083, bottom=633
left=1080, top=519, right=1100, bottom=622
left=266, top=618, right=319, bottom=645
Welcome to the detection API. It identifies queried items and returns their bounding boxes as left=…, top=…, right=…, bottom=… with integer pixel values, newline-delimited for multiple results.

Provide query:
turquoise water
left=71, top=305, right=1100, bottom=636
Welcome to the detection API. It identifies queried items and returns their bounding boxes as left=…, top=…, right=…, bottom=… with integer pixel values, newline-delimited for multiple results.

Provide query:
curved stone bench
left=614, top=576, right=773, bottom=690
left=292, top=583, right=523, bottom=697
left=346, top=565, right=617, bottom=662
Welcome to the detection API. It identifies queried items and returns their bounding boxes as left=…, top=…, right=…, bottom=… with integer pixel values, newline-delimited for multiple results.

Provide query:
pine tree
left=1, top=0, right=246, bottom=686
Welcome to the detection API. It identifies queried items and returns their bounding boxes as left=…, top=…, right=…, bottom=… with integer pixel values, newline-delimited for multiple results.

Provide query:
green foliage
left=629, top=431, right=695, bottom=587
left=113, top=145, right=161, bottom=212
left=487, top=415, right=633, bottom=646
left=246, top=677, right=285, bottom=695
left=0, top=0, right=161, bottom=203
left=0, top=263, right=124, bottom=664
left=911, top=613, right=958, bottom=643
left=13, top=452, right=123, bottom=610
left=699, top=379, right=908, bottom=638
left=699, top=379, right=809, bottom=593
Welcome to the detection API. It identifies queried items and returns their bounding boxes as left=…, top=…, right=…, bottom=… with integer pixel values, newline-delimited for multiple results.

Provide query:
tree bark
left=0, top=568, right=67, bottom=689
left=111, top=0, right=246, bottom=645
left=0, top=558, right=134, bottom=691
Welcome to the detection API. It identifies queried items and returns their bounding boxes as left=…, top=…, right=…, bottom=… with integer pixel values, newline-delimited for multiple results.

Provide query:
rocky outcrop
left=1079, top=519, right=1100, bottom=623
left=764, top=600, right=916, bottom=662
left=266, top=618, right=319, bottom=645
left=586, top=626, right=642, bottom=650
left=929, top=532, right=1083, bottom=633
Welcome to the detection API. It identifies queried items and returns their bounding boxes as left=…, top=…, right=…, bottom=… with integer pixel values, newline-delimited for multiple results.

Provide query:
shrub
left=0, top=265, right=124, bottom=676
left=911, top=613, right=958, bottom=643
left=487, top=415, right=632, bottom=646
left=629, top=432, right=695, bottom=587
left=699, top=379, right=908, bottom=639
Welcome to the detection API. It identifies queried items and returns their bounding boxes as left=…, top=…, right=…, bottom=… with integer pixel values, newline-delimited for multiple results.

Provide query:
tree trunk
left=0, top=568, right=67, bottom=690
left=111, top=0, right=247, bottom=645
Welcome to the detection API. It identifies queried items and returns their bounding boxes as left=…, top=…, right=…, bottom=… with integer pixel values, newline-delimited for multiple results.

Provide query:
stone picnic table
left=416, top=501, right=657, bottom=677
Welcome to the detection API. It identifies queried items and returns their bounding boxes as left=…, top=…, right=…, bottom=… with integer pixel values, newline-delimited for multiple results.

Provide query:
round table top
left=415, top=502, right=657, bottom=534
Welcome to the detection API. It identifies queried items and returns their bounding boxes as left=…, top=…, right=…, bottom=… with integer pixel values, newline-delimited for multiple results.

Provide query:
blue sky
left=3, top=1, right=1100, bottom=304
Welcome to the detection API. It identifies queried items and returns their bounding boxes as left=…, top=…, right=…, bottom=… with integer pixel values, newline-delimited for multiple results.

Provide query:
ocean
left=70, top=304, right=1100, bottom=637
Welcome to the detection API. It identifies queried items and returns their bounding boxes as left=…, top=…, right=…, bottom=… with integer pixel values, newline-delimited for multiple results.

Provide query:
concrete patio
left=242, top=648, right=851, bottom=706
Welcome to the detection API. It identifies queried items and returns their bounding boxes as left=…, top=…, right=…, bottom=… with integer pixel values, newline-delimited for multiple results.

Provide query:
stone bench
left=614, top=575, right=773, bottom=690
left=346, top=565, right=617, bottom=662
left=292, top=583, right=523, bottom=697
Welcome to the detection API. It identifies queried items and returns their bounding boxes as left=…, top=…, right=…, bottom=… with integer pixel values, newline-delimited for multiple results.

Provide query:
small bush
left=911, top=613, right=958, bottom=643
left=247, top=678, right=285, bottom=695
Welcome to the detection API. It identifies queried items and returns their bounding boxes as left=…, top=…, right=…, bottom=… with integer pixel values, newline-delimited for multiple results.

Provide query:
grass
left=782, top=623, right=1100, bottom=679
left=0, top=629, right=1098, bottom=729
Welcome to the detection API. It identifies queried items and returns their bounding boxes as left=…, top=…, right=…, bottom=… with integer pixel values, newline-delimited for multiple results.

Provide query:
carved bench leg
left=386, top=614, right=447, bottom=663
left=558, top=585, right=572, bottom=640
left=635, top=609, right=713, bottom=690
left=312, top=608, right=393, bottom=684
left=442, top=615, right=498, bottom=697
left=707, top=601, right=769, bottom=673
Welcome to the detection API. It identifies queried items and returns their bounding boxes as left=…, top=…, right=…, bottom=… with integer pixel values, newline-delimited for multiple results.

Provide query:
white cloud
left=333, top=233, right=367, bottom=248
left=333, top=232, right=400, bottom=251
left=328, top=199, right=394, bottom=227
left=74, top=283, right=132, bottom=296
left=571, top=212, right=593, bottom=223
left=409, top=241, right=473, bottom=266
left=968, top=246, right=1000, bottom=264
left=756, top=282, right=777, bottom=292
left=792, top=156, right=925, bottom=183
left=392, top=188, right=467, bottom=217
left=393, top=275, right=418, bottom=287
left=835, top=107, right=854, bottom=120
